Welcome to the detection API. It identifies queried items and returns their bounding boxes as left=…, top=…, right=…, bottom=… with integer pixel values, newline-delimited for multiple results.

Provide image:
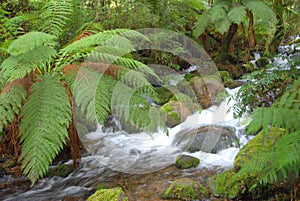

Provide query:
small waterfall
left=2, top=87, right=251, bottom=201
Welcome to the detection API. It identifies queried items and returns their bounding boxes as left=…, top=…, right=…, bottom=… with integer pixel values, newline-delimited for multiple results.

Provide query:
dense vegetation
left=0, top=0, right=299, bottom=198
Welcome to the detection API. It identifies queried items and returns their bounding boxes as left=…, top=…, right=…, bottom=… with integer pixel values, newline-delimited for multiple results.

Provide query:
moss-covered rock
left=161, top=178, right=208, bottom=201
left=159, top=100, right=192, bottom=127
left=219, top=71, right=233, bottom=87
left=255, top=57, right=269, bottom=68
left=207, top=170, right=249, bottom=199
left=175, top=154, right=200, bottom=169
left=46, top=164, right=74, bottom=178
left=234, top=128, right=285, bottom=169
left=189, top=76, right=225, bottom=109
left=87, top=187, right=128, bottom=201
left=156, top=86, right=175, bottom=105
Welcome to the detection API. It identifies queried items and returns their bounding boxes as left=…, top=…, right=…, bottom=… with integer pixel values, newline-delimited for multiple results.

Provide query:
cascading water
left=1, top=86, right=252, bottom=201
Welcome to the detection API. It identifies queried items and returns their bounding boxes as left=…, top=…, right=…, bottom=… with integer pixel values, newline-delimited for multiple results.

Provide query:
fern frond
left=72, top=67, right=99, bottom=122
left=243, top=0, right=277, bottom=25
left=215, top=17, right=231, bottom=35
left=228, top=5, right=247, bottom=24
left=247, top=77, right=300, bottom=135
left=95, top=76, right=116, bottom=125
left=7, top=32, right=57, bottom=56
left=19, top=74, right=71, bottom=184
left=59, top=29, right=146, bottom=58
left=40, top=0, right=74, bottom=36
left=0, top=84, right=27, bottom=132
left=193, top=11, right=211, bottom=38
left=1, top=46, right=57, bottom=81
left=238, top=129, right=300, bottom=187
left=88, top=51, right=158, bottom=78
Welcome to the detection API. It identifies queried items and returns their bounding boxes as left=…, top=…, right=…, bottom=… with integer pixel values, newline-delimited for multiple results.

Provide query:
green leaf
left=228, top=5, right=247, bottom=24
left=7, top=32, right=57, bottom=56
left=1, top=46, right=57, bottom=81
left=19, top=74, right=71, bottom=184
left=215, top=17, right=231, bottom=34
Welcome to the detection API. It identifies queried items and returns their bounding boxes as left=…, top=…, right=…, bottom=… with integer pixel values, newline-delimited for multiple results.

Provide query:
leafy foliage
left=0, top=84, right=27, bottom=132
left=193, top=0, right=277, bottom=37
left=19, top=74, right=71, bottom=184
left=40, top=0, right=75, bottom=36
left=235, top=77, right=300, bottom=189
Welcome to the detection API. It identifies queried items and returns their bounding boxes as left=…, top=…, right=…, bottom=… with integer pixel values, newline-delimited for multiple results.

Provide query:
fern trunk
left=220, top=23, right=238, bottom=63
left=246, top=9, right=256, bottom=49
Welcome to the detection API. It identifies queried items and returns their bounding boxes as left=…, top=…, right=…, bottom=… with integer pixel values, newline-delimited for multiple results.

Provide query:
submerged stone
left=161, top=178, right=208, bottom=201
left=87, top=187, right=128, bottom=201
left=46, top=164, right=74, bottom=178
left=175, top=154, right=200, bottom=169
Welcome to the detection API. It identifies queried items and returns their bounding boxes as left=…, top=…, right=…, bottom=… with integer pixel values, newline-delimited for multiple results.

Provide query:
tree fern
left=0, top=84, right=27, bottom=132
left=19, top=74, right=71, bottom=185
left=40, top=0, right=75, bottom=36
left=237, top=77, right=300, bottom=189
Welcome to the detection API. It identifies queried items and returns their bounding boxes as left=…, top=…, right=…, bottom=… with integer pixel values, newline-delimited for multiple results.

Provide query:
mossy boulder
left=156, top=86, right=175, bottom=105
left=161, top=178, right=208, bottom=201
left=46, top=164, right=74, bottom=178
left=159, top=100, right=192, bottom=127
left=87, top=187, right=128, bottom=201
left=189, top=76, right=225, bottom=109
left=234, top=128, right=285, bottom=169
left=207, top=170, right=249, bottom=199
left=219, top=71, right=233, bottom=87
left=255, top=57, right=269, bottom=68
left=175, top=154, right=200, bottom=169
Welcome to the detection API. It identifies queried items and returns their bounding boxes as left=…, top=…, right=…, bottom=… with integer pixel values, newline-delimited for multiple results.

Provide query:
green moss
left=46, top=164, right=74, bottom=177
left=156, top=86, right=174, bottom=105
left=208, top=170, right=249, bottom=199
left=235, top=128, right=285, bottom=168
left=219, top=70, right=233, bottom=86
left=161, top=178, right=208, bottom=201
left=175, top=154, right=200, bottom=169
left=87, top=187, right=128, bottom=201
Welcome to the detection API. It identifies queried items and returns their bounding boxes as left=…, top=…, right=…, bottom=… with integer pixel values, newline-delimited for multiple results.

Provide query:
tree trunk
left=246, top=9, right=256, bottom=49
left=220, top=23, right=238, bottom=63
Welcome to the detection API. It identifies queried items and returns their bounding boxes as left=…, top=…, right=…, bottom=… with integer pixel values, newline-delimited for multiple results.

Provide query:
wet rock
left=175, top=154, right=200, bottom=169
left=207, top=170, right=248, bottom=199
left=103, top=115, right=122, bottom=133
left=234, top=127, right=285, bottom=169
left=189, top=76, right=225, bottom=109
left=159, top=100, right=192, bottom=128
left=255, top=57, right=269, bottom=68
left=62, top=196, right=85, bottom=201
left=227, top=80, right=244, bottom=89
left=0, top=167, right=6, bottom=178
left=156, top=86, right=175, bottom=105
left=219, top=71, right=233, bottom=87
left=172, top=125, right=238, bottom=154
left=161, top=177, right=208, bottom=200
left=87, top=187, right=128, bottom=201
left=46, top=164, right=74, bottom=178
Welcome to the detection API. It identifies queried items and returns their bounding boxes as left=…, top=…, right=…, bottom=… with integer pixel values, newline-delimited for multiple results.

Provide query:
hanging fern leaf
left=94, top=76, right=117, bottom=125
left=228, top=5, right=247, bottom=24
left=1, top=46, right=57, bottom=81
left=243, top=0, right=277, bottom=25
left=88, top=51, right=159, bottom=78
left=7, top=32, right=58, bottom=56
left=193, top=12, right=211, bottom=38
left=72, top=67, right=99, bottom=122
left=247, top=77, right=300, bottom=135
left=19, top=74, right=71, bottom=184
left=40, top=0, right=74, bottom=36
left=215, top=17, right=231, bottom=35
left=0, top=84, right=27, bottom=132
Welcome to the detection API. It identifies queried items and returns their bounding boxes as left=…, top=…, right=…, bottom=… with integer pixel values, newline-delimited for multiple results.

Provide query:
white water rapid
left=2, top=87, right=252, bottom=201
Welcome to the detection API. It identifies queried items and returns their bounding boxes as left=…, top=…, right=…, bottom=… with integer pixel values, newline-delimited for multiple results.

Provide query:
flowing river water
left=1, top=86, right=253, bottom=201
